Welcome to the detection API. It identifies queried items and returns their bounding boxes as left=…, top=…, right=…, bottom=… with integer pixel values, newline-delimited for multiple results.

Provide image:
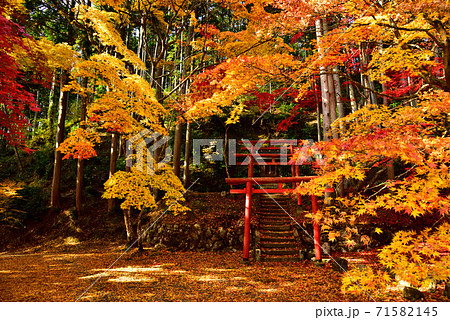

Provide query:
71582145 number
left=376, top=307, right=438, bottom=317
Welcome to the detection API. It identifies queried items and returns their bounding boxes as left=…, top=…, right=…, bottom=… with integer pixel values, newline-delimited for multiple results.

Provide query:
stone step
left=261, top=198, right=288, bottom=201
left=260, top=200, right=288, bottom=205
left=260, top=256, right=300, bottom=262
left=260, top=217, right=289, bottom=221
left=261, top=231, right=294, bottom=238
left=259, top=207, right=289, bottom=212
left=260, top=209, right=288, bottom=214
left=262, top=249, right=298, bottom=255
left=261, top=194, right=288, bottom=198
left=260, top=218, right=289, bottom=222
left=259, top=212, right=287, bottom=216
left=260, top=225, right=291, bottom=231
left=259, top=220, right=290, bottom=226
left=260, top=213, right=290, bottom=217
left=260, top=237, right=296, bottom=243
left=261, top=242, right=297, bottom=248
left=260, top=214, right=290, bottom=218
left=261, top=201, right=288, bottom=205
left=260, top=217, right=291, bottom=221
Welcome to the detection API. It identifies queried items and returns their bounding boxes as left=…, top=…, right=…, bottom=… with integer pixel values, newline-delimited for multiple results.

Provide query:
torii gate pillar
left=243, top=147, right=254, bottom=261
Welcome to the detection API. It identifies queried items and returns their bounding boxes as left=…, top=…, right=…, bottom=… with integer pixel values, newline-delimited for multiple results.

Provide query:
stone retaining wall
left=144, top=220, right=256, bottom=251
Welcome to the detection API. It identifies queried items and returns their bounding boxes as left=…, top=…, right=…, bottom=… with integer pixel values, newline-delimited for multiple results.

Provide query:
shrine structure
left=225, top=140, right=331, bottom=262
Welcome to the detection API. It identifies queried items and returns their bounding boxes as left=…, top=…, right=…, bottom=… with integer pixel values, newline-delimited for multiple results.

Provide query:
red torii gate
left=225, top=140, right=325, bottom=262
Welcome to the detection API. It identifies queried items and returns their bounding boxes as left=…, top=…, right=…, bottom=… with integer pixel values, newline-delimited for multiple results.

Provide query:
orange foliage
left=57, top=128, right=101, bottom=160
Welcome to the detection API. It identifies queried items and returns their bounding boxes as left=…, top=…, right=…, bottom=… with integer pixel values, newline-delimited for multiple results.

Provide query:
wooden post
left=243, top=181, right=252, bottom=261
left=295, top=165, right=301, bottom=205
left=311, top=195, right=322, bottom=261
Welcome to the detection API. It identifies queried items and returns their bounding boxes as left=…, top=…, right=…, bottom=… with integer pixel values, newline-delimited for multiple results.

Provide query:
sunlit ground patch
left=257, top=288, right=279, bottom=293
left=63, top=237, right=81, bottom=246
left=195, top=274, right=226, bottom=282
left=204, top=268, right=234, bottom=273
left=108, top=275, right=157, bottom=283
left=225, top=286, right=245, bottom=292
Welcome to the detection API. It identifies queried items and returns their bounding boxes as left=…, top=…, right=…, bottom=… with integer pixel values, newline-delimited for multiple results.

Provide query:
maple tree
left=103, top=166, right=189, bottom=249
left=0, top=2, right=39, bottom=150
left=293, top=91, right=449, bottom=292
left=53, top=1, right=191, bottom=239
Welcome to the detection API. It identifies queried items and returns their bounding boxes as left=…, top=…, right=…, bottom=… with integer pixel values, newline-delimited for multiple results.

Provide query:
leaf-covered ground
left=1, top=242, right=448, bottom=302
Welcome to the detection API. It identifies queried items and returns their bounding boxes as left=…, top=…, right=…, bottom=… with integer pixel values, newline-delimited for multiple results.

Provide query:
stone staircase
left=257, top=193, right=300, bottom=262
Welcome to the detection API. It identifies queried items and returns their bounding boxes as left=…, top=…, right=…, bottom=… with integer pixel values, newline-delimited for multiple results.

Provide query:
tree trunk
left=173, top=121, right=183, bottom=177
left=387, top=159, right=395, bottom=180
left=333, top=69, right=345, bottom=196
left=378, top=43, right=390, bottom=106
left=123, top=164, right=137, bottom=244
left=315, top=18, right=331, bottom=141
left=173, top=24, right=194, bottom=177
left=13, top=145, right=23, bottom=172
left=381, top=82, right=389, bottom=106
left=183, top=121, right=192, bottom=187
left=76, top=77, right=88, bottom=216
left=323, top=20, right=338, bottom=139
left=348, top=80, right=358, bottom=113
left=124, top=207, right=137, bottom=244
left=333, top=67, right=345, bottom=136
left=360, top=42, right=377, bottom=105
left=136, top=207, right=146, bottom=252
left=47, top=72, right=57, bottom=143
left=327, top=68, right=338, bottom=139
left=108, top=133, right=119, bottom=213
left=51, top=69, right=69, bottom=209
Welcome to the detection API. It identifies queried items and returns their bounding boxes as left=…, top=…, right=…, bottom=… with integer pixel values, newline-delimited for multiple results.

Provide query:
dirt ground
left=0, top=242, right=448, bottom=302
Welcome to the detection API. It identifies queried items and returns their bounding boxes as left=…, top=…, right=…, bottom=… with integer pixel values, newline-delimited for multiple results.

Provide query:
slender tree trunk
left=183, top=121, right=192, bottom=187
left=316, top=18, right=334, bottom=203
left=333, top=68, right=346, bottom=196
left=387, top=159, right=395, bottom=180
left=151, top=39, right=164, bottom=172
left=136, top=207, right=145, bottom=252
left=13, top=145, right=23, bottom=172
left=327, top=69, right=338, bottom=139
left=313, top=77, right=322, bottom=142
left=360, top=42, right=377, bottom=105
left=333, top=67, right=345, bottom=136
left=378, top=43, right=390, bottom=106
left=315, top=18, right=331, bottom=141
left=137, top=18, right=146, bottom=78
left=173, top=24, right=194, bottom=177
left=224, top=125, right=231, bottom=178
left=173, top=120, right=183, bottom=177
left=153, top=39, right=164, bottom=101
left=124, top=207, right=137, bottom=244
left=381, top=82, right=389, bottom=106
left=76, top=77, right=88, bottom=216
left=322, top=20, right=338, bottom=139
left=123, top=164, right=137, bottom=243
left=51, top=69, right=69, bottom=209
left=47, top=72, right=57, bottom=143
left=108, top=133, right=119, bottom=213
left=348, top=80, right=358, bottom=113
left=317, top=104, right=322, bottom=142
